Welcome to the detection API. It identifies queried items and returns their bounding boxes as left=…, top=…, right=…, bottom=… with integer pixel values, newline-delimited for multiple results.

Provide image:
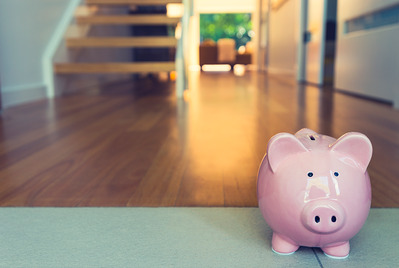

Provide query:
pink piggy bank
left=257, top=128, right=372, bottom=259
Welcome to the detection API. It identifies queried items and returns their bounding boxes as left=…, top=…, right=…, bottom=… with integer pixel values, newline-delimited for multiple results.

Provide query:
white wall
left=334, top=0, right=399, bottom=108
left=0, top=0, right=74, bottom=107
left=267, top=0, right=300, bottom=74
left=195, top=0, right=256, bottom=14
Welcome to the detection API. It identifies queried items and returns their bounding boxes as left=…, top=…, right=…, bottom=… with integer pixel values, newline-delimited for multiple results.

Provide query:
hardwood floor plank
left=0, top=97, right=128, bottom=171
left=223, top=175, right=258, bottom=207
left=43, top=131, right=150, bottom=207
left=174, top=161, right=225, bottom=206
left=0, top=96, right=108, bottom=148
left=0, top=72, right=399, bottom=207
left=76, top=113, right=173, bottom=206
left=126, top=133, right=187, bottom=206
left=128, top=111, right=165, bottom=132
left=0, top=98, right=137, bottom=205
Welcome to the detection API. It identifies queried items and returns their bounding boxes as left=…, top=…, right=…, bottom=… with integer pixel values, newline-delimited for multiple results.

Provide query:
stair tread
left=66, top=37, right=177, bottom=47
left=65, top=25, right=92, bottom=38
left=75, top=5, right=98, bottom=16
left=86, top=0, right=182, bottom=5
left=76, top=14, right=180, bottom=25
left=54, top=62, right=176, bottom=73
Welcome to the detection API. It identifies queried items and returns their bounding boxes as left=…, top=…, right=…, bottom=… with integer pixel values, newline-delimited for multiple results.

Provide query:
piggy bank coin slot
left=309, top=135, right=316, bottom=141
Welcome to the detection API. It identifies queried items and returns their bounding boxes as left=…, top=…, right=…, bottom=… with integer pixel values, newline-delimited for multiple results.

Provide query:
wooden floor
left=1, top=71, right=399, bottom=207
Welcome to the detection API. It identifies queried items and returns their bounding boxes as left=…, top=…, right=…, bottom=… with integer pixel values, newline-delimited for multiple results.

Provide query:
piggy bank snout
left=301, top=200, right=345, bottom=234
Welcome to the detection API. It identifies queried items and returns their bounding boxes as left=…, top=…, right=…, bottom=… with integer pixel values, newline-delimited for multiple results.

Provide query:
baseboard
left=2, top=84, right=47, bottom=108
left=335, top=87, right=393, bottom=106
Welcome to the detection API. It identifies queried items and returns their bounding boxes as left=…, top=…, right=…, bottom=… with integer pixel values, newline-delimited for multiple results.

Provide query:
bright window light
left=233, top=64, right=246, bottom=76
left=175, top=22, right=182, bottom=39
left=238, top=45, right=246, bottom=54
left=189, top=65, right=201, bottom=71
left=167, top=3, right=184, bottom=18
left=201, top=64, right=232, bottom=72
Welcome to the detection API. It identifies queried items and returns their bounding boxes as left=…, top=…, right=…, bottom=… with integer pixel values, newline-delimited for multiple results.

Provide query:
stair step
left=86, top=0, right=182, bottom=5
left=75, top=5, right=98, bottom=17
left=76, top=14, right=180, bottom=25
left=54, top=62, right=176, bottom=74
left=64, top=5, right=99, bottom=38
left=66, top=37, right=177, bottom=47
left=65, top=25, right=92, bottom=39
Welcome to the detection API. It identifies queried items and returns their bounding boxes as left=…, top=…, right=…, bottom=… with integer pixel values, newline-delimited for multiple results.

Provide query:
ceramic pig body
left=257, top=129, right=372, bottom=259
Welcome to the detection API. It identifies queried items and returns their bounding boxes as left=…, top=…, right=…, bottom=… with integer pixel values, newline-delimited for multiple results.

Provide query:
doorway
left=198, top=13, right=254, bottom=69
left=298, top=0, right=337, bottom=86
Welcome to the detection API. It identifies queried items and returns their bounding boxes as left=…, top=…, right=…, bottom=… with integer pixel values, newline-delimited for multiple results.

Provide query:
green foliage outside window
left=200, top=13, right=253, bottom=49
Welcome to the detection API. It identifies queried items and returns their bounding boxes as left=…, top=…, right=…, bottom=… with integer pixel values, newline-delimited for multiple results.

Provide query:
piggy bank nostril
left=315, top=216, right=320, bottom=223
left=331, top=216, right=337, bottom=223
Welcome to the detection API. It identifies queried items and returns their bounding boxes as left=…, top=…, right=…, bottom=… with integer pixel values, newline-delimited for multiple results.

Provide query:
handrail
left=175, top=0, right=193, bottom=98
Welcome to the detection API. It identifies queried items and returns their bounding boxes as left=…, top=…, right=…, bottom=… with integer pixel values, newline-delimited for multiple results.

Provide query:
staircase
left=54, top=0, right=182, bottom=77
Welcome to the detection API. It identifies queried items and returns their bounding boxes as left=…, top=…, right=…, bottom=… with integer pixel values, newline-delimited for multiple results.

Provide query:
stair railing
left=175, top=0, right=192, bottom=98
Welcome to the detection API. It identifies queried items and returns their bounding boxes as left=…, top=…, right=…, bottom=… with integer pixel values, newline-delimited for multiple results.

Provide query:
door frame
left=297, top=0, right=329, bottom=85
left=297, top=0, right=308, bottom=82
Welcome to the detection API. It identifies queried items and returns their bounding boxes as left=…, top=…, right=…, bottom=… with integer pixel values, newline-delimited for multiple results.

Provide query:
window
left=345, top=4, right=399, bottom=34
left=200, top=13, right=253, bottom=49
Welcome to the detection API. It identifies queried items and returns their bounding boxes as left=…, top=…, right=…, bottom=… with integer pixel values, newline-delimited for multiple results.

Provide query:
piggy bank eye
left=333, top=172, right=339, bottom=177
left=307, top=172, right=314, bottom=177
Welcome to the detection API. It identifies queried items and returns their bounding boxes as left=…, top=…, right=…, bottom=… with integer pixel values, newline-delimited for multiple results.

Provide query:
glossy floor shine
left=1, top=71, right=399, bottom=207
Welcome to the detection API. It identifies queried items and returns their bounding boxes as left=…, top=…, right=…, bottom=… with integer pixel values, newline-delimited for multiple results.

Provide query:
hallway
left=0, top=71, right=398, bottom=207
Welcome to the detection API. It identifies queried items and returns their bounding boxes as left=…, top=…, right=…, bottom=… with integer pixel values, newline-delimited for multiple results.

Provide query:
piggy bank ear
left=267, top=133, right=308, bottom=173
left=330, top=132, right=372, bottom=172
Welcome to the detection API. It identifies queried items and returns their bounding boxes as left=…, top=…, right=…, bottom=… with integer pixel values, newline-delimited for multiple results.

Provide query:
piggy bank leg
left=322, top=241, right=350, bottom=259
left=271, top=233, right=299, bottom=255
